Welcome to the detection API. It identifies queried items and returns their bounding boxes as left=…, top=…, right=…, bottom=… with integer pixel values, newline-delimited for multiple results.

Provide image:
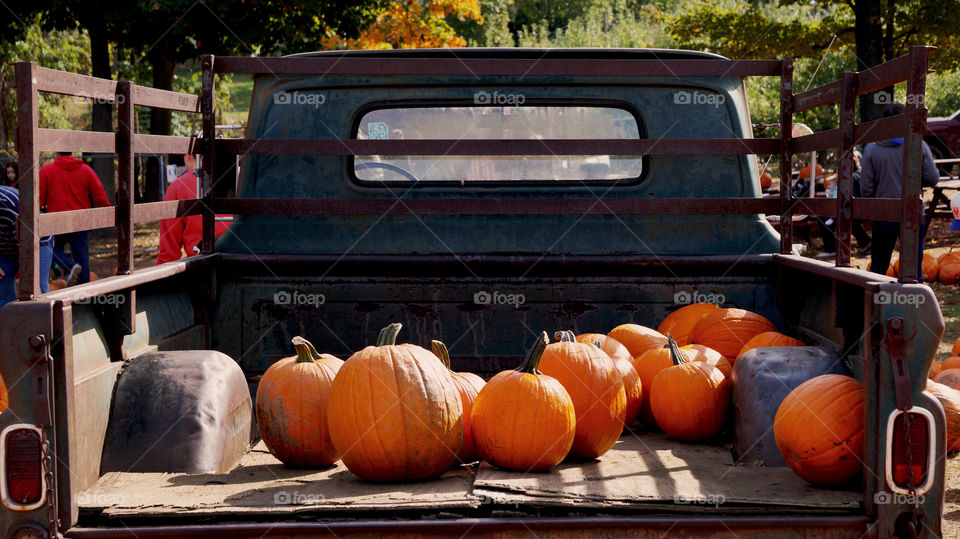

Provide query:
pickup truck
left=0, top=46, right=945, bottom=538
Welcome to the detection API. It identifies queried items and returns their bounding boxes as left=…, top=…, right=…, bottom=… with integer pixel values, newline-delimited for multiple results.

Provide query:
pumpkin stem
left=667, top=334, right=686, bottom=366
left=554, top=330, right=576, bottom=342
left=518, top=332, right=550, bottom=374
left=291, top=336, right=315, bottom=363
left=377, top=323, right=402, bottom=346
left=305, top=340, right=322, bottom=360
left=431, top=340, right=452, bottom=369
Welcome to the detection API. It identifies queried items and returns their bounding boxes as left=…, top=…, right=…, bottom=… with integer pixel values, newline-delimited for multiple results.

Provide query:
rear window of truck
left=352, top=103, right=644, bottom=186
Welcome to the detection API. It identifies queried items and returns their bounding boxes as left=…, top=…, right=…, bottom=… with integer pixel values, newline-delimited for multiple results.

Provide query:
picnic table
left=925, top=158, right=960, bottom=221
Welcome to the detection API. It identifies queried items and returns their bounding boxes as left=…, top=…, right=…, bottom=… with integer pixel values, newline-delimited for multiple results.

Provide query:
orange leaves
left=324, top=0, right=482, bottom=50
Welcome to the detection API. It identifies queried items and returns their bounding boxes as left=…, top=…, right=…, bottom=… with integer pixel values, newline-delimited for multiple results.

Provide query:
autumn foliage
left=324, top=0, right=483, bottom=50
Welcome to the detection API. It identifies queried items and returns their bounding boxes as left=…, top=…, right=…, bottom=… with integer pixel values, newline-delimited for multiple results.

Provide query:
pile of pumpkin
left=254, top=304, right=865, bottom=488
left=887, top=251, right=960, bottom=284
left=926, top=337, right=960, bottom=453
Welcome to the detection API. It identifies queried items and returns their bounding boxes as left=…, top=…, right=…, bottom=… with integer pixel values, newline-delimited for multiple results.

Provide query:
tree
left=324, top=0, right=483, bottom=49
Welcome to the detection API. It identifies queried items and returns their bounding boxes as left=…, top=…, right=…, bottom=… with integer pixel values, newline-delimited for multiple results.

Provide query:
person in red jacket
left=156, top=153, right=230, bottom=264
left=39, top=152, right=111, bottom=284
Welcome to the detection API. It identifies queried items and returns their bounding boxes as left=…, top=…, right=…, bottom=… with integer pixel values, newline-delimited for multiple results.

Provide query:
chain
left=32, top=335, right=60, bottom=539
left=41, top=433, right=59, bottom=538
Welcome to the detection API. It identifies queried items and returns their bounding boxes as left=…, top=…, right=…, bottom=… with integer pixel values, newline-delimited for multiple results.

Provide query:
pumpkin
left=576, top=333, right=632, bottom=363
left=934, top=368, right=960, bottom=390
left=759, top=171, right=773, bottom=190
left=431, top=340, right=486, bottom=463
left=327, top=323, right=463, bottom=481
left=632, top=337, right=687, bottom=427
left=255, top=337, right=343, bottom=467
left=942, top=356, right=960, bottom=371
left=930, top=360, right=943, bottom=380
left=922, top=253, right=939, bottom=282
left=650, top=335, right=730, bottom=441
left=89, top=270, right=100, bottom=281
left=607, top=324, right=668, bottom=357
left=797, top=163, right=824, bottom=179
left=0, top=375, right=7, bottom=413
left=927, top=380, right=960, bottom=452
left=471, top=332, right=576, bottom=471
left=682, top=344, right=733, bottom=379
left=941, top=264, right=960, bottom=285
left=48, top=279, right=67, bottom=291
left=774, top=374, right=864, bottom=485
left=539, top=331, right=626, bottom=459
left=657, top=303, right=720, bottom=346
left=886, top=260, right=898, bottom=278
left=690, top=308, right=777, bottom=361
left=577, top=334, right=643, bottom=427
left=940, top=251, right=960, bottom=267
left=953, top=337, right=960, bottom=357
left=736, top=331, right=804, bottom=360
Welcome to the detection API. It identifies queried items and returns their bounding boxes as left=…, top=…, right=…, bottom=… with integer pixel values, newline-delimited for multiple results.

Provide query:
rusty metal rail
left=14, top=45, right=934, bottom=302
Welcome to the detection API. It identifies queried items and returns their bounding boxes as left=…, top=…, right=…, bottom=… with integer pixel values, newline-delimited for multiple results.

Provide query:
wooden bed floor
left=79, top=432, right=861, bottom=519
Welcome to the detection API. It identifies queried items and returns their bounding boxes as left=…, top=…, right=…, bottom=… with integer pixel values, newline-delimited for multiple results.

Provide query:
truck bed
left=78, top=432, right=860, bottom=522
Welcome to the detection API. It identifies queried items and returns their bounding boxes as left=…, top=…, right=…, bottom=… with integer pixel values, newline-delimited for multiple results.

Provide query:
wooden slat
left=130, top=85, right=200, bottom=113
left=856, top=54, right=912, bottom=96
left=853, top=115, right=908, bottom=146
left=34, top=65, right=119, bottom=102
left=37, top=129, right=116, bottom=154
left=214, top=197, right=779, bottom=215
left=15, top=62, right=41, bottom=300
left=38, top=207, right=116, bottom=236
left=216, top=138, right=780, bottom=156
left=791, top=80, right=842, bottom=113
left=792, top=129, right=839, bottom=154
left=133, top=134, right=196, bottom=155
left=133, top=200, right=204, bottom=222
left=214, top=56, right=783, bottom=77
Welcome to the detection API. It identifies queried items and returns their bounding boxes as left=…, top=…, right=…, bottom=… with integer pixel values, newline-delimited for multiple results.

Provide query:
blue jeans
left=0, top=243, right=53, bottom=309
left=53, top=231, right=90, bottom=283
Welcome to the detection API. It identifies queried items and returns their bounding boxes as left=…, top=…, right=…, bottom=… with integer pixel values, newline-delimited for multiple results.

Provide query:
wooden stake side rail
left=13, top=46, right=933, bottom=300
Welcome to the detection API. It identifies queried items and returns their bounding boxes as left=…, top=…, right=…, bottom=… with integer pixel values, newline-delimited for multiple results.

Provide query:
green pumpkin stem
left=291, top=336, right=315, bottom=363
left=305, top=340, right=322, bottom=360
left=431, top=340, right=452, bottom=369
left=377, top=323, right=402, bottom=346
left=667, top=334, right=686, bottom=366
left=518, top=332, right=550, bottom=374
left=554, top=330, right=576, bottom=342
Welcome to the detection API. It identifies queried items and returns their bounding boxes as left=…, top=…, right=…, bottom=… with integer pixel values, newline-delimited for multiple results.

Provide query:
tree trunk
left=89, top=20, right=116, bottom=204
left=148, top=51, right=175, bottom=136
left=854, top=0, right=885, bottom=123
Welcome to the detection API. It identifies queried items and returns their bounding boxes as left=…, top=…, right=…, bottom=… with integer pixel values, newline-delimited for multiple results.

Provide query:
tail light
left=0, top=424, right=46, bottom=510
left=885, top=408, right=936, bottom=495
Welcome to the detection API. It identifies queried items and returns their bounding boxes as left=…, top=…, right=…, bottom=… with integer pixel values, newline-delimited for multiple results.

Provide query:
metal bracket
left=885, top=317, right=913, bottom=412
left=28, top=335, right=52, bottom=428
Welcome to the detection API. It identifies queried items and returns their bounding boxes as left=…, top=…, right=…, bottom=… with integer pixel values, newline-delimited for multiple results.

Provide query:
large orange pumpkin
left=759, top=171, right=773, bottom=190
left=682, top=344, right=733, bottom=379
left=327, top=323, right=463, bottom=481
left=0, top=375, right=7, bottom=413
left=48, top=279, right=68, bottom=291
left=774, top=374, right=864, bottom=485
left=256, top=337, right=343, bottom=467
left=927, top=380, right=960, bottom=452
left=930, top=360, right=943, bottom=380
left=471, top=332, right=576, bottom=471
left=736, top=331, right=804, bottom=360
left=539, top=331, right=626, bottom=459
left=576, top=333, right=632, bottom=363
left=922, top=253, right=939, bottom=282
left=953, top=337, right=960, bottom=357
left=657, top=303, right=720, bottom=346
left=650, top=336, right=730, bottom=441
left=632, top=338, right=685, bottom=427
left=935, top=368, right=960, bottom=390
left=798, top=163, right=824, bottom=179
left=607, top=324, right=668, bottom=357
left=942, top=356, right=960, bottom=371
left=431, top=340, right=486, bottom=463
left=578, top=334, right=643, bottom=428
left=690, top=308, right=777, bottom=361
left=886, top=260, right=898, bottom=278
left=941, top=264, right=960, bottom=285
